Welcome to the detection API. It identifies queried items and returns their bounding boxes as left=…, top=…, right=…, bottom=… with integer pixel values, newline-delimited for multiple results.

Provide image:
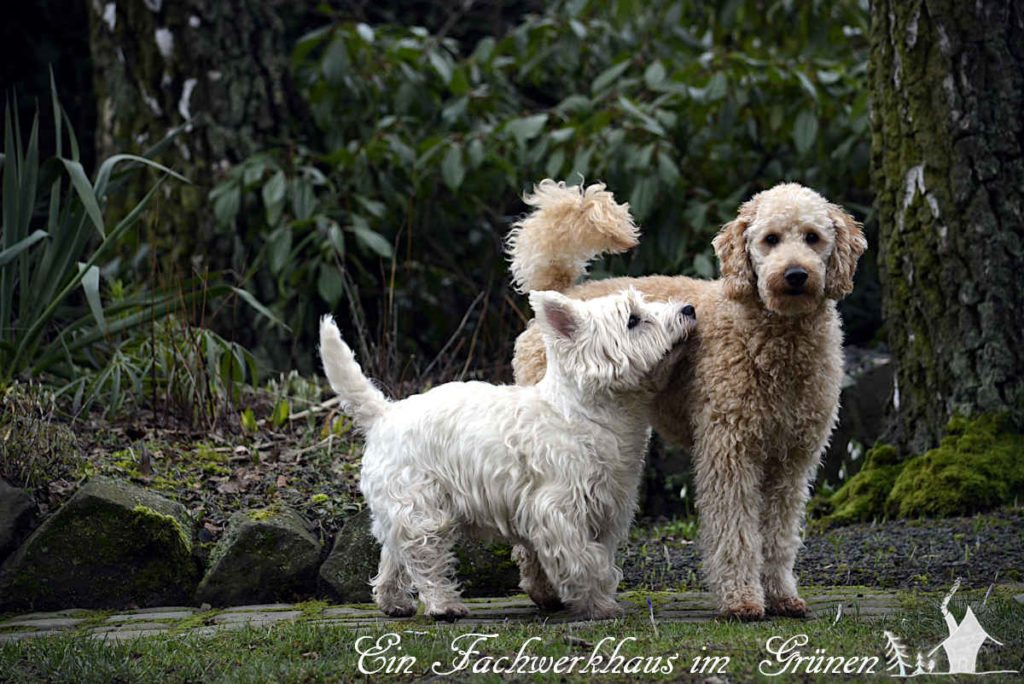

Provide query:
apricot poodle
left=508, top=180, right=867, bottom=620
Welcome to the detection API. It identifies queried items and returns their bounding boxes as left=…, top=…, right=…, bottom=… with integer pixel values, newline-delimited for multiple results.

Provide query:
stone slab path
left=0, top=589, right=900, bottom=644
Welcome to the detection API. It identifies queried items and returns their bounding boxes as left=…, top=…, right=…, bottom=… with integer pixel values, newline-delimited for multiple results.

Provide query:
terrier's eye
left=805, top=232, right=820, bottom=245
left=765, top=234, right=780, bottom=246
left=627, top=314, right=640, bottom=329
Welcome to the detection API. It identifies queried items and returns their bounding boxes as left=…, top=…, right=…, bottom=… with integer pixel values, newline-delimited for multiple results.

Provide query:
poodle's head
left=529, top=288, right=696, bottom=395
left=712, top=183, right=867, bottom=315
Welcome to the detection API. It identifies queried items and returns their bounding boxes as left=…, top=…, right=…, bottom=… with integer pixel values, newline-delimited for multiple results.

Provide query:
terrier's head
left=529, top=288, right=696, bottom=395
left=712, top=183, right=867, bottom=315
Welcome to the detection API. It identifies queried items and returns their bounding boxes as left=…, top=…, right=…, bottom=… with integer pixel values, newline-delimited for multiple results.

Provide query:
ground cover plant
left=1, top=588, right=1020, bottom=683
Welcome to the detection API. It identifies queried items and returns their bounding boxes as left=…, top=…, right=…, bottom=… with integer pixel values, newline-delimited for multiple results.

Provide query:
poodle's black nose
left=784, top=267, right=808, bottom=288
left=681, top=305, right=696, bottom=319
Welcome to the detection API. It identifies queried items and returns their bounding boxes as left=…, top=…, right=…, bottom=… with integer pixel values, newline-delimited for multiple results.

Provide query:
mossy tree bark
left=87, top=0, right=304, bottom=268
left=870, top=0, right=1024, bottom=453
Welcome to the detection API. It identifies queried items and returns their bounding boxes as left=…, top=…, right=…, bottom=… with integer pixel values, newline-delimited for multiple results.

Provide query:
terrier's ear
left=824, top=204, right=868, bottom=300
left=530, top=291, right=578, bottom=339
left=713, top=199, right=756, bottom=300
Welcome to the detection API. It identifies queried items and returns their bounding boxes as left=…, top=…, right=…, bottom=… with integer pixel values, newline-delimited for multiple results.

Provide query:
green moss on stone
left=885, top=414, right=1024, bottom=518
left=816, top=444, right=904, bottom=528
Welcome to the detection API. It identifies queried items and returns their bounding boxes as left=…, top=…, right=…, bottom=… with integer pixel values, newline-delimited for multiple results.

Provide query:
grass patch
left=1, top=590, right=1020, bottom=682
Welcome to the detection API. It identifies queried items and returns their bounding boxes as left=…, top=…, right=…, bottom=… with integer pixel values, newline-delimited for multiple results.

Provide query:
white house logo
left=883, top=579, right=1018, bottom=677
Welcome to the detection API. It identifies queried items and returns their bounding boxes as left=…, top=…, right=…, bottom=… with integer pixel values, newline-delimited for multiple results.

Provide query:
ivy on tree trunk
left=869, top=0, right=1024, bottom=454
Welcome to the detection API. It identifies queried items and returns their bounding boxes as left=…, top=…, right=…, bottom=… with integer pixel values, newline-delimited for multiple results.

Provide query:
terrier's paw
left=531, top=595, right=566, bottom=612
left=767, top=595, right=808, bottom=618
left=722, top=601, right=766, bottom=622
left=574, top=600, right=624, bottom=621
left=379, top=603, right=417, bottom=618
left=428, top=602, right=469, bottom=622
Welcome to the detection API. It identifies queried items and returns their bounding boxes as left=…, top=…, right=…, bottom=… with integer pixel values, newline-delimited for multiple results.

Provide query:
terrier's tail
left=506, top=179, right=640, bottom=293
left=319, top=316, right=388, bottom=430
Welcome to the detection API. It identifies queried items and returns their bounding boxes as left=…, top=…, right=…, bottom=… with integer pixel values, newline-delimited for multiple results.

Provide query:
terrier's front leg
left=512, top=544, right=565, bottom=611
left=528, top=502, right=622, bottom=620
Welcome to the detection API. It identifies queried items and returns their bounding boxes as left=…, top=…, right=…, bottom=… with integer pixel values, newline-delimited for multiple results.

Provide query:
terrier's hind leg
left=389, top=508, right=468, bottom=622
left=513, top=544, right=565, bottom=611
left=372, top=544, right=416, bottom=617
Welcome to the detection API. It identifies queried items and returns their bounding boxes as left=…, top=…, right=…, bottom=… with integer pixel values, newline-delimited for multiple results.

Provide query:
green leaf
left=546, top=148, right=565, bottom=178
left=629, top=176, right=658, bottom=222
left=240, top=407, right=257, bottom=434
left=317, top=263, right=344, bottom=306
left=441, top=145, right=465, bottom=190
left=262, top=171, right=286, bottom=225
left=793, top=110, right=819, bottom=154
left=59, top=158, right=105, bottom=237
left=0, top=229, right=48, bottom=266
left=322, top=38, right=349, bottom=86
left=466, top=138, right=484, bottom=168
left=270, top=399, right=290, bottom=428
left=428, top=51, right=452, bottom=85
left=231, top=286, right=290, bottom=330
left=267, top=226, right=292, bottom=274
left=657, top=153, right=681, bottom=187
left=592, top=60, right=630, bottom=93
left=356, top=23, right=375, bottom=43
left=78, top=263, right=106, bottom=333
left=353, top=225, right=393, bottom=258
left=505, top=114, right=548, bottom=147
left=213, top=185, right=240, bottom=225
left=327, top=223, right=345, bottom=257
left=693, top=252, right=715, bottom=279
left=705, top=72, right=728, bottom=101
left=291, top=180, right=315, bottom=222
left=644, top=61, right=666, bottom=89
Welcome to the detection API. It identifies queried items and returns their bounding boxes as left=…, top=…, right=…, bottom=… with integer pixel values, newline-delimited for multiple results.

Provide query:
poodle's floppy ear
left=530, top=290, right=579, bottom=339
left=824, top=204, right=868, bottom=300
left=712, top=200, right=756, bottom=300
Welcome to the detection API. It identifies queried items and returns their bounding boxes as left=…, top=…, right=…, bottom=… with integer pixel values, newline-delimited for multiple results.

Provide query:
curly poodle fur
left=509, top=180, right=867, bottom=620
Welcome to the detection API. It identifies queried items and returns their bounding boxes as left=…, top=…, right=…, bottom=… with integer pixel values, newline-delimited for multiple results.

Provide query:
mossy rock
left=318, top=509, right=520, bottom=602
left=0, top=476, right=198, bottom=611
left=815, top=444, right=904, bottom=528
left=885, top=415, right=1024, bottom=518
left=195, top=506, right=321, bottom=606
left=0, top=478, right=36, bottom=563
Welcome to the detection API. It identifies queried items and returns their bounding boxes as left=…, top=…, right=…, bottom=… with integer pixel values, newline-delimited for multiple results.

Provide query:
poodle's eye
left=627, top=314, right=640, bottom=329
left=765, top=234, right=780, bottom=246
left=805, top=232, right=820, bottom=245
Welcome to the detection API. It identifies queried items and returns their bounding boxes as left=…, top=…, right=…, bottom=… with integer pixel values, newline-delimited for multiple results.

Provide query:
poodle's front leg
left=761, top=449, right=819, bottom=618
left=693, top=427, right=766, bottom=620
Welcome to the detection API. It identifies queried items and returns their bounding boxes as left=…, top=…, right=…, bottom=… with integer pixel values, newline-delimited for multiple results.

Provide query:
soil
left=622, top=507, right=1024, bottom=592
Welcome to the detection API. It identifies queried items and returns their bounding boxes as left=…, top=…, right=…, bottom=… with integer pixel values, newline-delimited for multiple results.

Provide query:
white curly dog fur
left=509, top=180, right=867, bottom=620
left=319, top=289, right=696, bottom=620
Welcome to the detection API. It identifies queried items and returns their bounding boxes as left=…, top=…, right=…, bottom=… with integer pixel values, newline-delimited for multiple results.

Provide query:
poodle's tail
left=319, top=316, right=388, bottom=430
left=506, top=179, right=640, bottom=293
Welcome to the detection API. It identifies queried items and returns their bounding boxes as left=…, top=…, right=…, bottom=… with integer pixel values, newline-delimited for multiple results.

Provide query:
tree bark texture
left=87, top=0, right=302, bottom=267
left=870, top=0, right=1024, bottom=453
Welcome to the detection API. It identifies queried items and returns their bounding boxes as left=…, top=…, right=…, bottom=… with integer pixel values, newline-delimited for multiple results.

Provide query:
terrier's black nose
left=681, top=305, right=696, bottom=319
left=784, top=267, right=808, bottom=288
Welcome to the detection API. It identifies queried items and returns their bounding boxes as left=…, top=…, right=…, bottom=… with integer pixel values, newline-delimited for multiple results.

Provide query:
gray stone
left=90, top=628, right=169, bottom=642
left=1014, top=592, right=1024, bottom=605
left=0, top=476, right=198, bottom=611
left=0, top=478, right=35, bottom=563
left=212, top=610, right=302, bottom=624
left=222, top=603, right=295, bottom=612
left=0, top=616, right=84, bottom=630
left=317, top=509, right=520, bottom=603
left=195, top=506, right=320, bottom=606
left=107, top=611, right=193, bottom=622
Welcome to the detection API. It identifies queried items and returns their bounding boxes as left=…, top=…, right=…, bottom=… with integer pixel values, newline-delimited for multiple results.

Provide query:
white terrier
left=319, top=289, right=696, bottom=620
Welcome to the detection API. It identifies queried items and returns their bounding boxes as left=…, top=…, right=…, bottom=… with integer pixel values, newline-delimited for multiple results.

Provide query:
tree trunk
left=87, top=0, right=303, bottom=267
left=870, top=0, right=1024, bottom=453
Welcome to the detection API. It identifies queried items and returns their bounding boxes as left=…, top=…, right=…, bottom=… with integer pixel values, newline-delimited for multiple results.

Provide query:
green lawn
left=2, top=588, right=1021, bottom=683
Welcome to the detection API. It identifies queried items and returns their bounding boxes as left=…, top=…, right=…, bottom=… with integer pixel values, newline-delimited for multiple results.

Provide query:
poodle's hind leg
left=372, top=544, right=417, bottom=617
left=513, top=544, right=564, bottom=611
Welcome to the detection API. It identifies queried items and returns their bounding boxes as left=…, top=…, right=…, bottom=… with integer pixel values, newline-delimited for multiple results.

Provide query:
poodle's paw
left=428, top=602, right=469, bottom=622
left=722, top=601, right=766, bottom=622
left=767, top=595, right=808, bottom=618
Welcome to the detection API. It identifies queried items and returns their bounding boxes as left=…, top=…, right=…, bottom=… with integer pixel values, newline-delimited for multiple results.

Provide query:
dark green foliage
left=213, top=0, right=874, bottom=372
left=814, top=444, right=902, bottom=528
